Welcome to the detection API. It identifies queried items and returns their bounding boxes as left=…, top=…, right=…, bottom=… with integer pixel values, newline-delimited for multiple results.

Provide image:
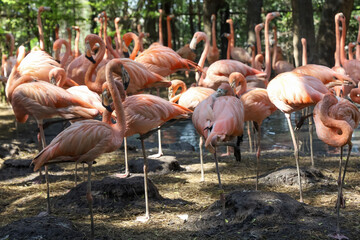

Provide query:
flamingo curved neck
left=317, top=95, right=353, bottom=147
left=53, top=39, right=70, bottom=68
left=124, top=33, right=140, bottom=60
left=170, top=80, right=187, bottom=100
left=301, top=39, right=307, bottom=66
left=228, top=21, right=235, bottom=48
left=85, top=36, right=106, bottom=93
left=105, top=61, right=126, bottom=138
left=255, top=24, right=263, bottom=54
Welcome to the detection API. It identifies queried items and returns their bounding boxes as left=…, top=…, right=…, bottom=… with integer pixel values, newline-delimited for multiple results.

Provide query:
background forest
left=0, top=0, right=359, bottom=68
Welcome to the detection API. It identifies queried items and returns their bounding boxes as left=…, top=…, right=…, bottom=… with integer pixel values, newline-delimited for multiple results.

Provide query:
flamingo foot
left=328, top=233, right=349, bottom=240
left=114, top=172, right=131, bottom=178
left=220, top=152, right=231, bottom=157
left=148, top=152, right=163, bottom=158
left=135, top=215, right=150, bottom=223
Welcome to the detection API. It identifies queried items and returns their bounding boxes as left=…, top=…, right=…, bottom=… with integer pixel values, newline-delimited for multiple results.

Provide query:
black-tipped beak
left=123, top=51, right=130, bottom=58
left=85, top=55, right=96, bottom=64
left=55, top=59, right=60, bottom=64
left=50, top=76, right=56, bottom=85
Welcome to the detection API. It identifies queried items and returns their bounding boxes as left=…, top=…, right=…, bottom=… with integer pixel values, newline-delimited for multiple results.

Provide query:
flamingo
left=120, top=87, right=192, bottom=221
left=135, top=43, right=201, bottom=77
left=347, top=42, right=355, bottom=60
left=66, top=27, right=73, bottom=57
left=168, top=79, right=215, bottom=110
left=267, top=69, right=350, bottom=202
left=339, top=13, right=360, bottom=84
left=226, top=18, right=252, bottom=65
left=137, top=24, right=149, bottom=53
left=66, top=34, right=107, bottom=85
left=114, top=17, right=128, bottom=58
left=123, top=32, right=141, bottom=60
left=207, top=14, right=219, bottom=65
left=72, top=26, right=81, bottom=58
left=158, top=9, right=164, bottom=45
left=254, top=23, right=265, bottom=70
left=228, top=74, right=277, bottom=190
left=53, top=38, right=73, bottom=70
left=313, top=93, right=360, bottom=240
left=1, top=33, right=16, bottom=78
left=166, top=14, right=175, bottom=49
left=192, top=80, right=244, bottom=220
left=189, top=31, right=210, bottom=83
left=37, top=6, right=51, bottom=51
left=32, top=59, right=128, bottom=238
left=83, top=34, right=170, bottom=95
left=272, top=25, right=294, bottom=75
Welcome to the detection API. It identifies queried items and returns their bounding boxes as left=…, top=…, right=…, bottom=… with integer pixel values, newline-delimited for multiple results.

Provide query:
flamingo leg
left=199, top=136, right=205, bottom=182
left=308, top=111, right=315, bottom=167
left=247, top=121, right=253, bottom=152
left=255, top=125, right=261, bottom=191
left=74, top=162, right=78, bottom=186
left=149, top=88, right=163, bottom=158
left=136, top=137, right=150, bottom=222
left=39, top=122, right=51, bottom=213
left=86, top=163, right=94, bottom=239
left=285, top=113, right=303, bottom=202
left=115, top=137, right=130, bottom=178
left=214, top=149, right=226, bottom=225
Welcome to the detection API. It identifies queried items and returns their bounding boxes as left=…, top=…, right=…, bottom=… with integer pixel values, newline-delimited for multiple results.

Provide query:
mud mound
left=259, top=166, right=330, bottom=187
left=54, top=175, right=162, bottom=213
left=129, top=156, right=185, bottom=174
left=186, top=191, right=345, bottom=239
left=0, top=214, right=85, bottom=240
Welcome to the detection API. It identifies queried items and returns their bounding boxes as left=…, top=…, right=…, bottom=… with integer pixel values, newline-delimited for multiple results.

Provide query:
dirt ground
left=0, top=101, right=359, bottom=240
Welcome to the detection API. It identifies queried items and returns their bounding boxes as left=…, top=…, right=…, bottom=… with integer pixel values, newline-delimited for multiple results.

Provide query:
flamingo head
left=211, top=14, right=216, bottom=22
left=190, top=32, right=207, bottom=50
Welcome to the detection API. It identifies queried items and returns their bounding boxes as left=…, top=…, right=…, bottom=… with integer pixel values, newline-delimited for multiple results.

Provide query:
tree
left=291, top=0, right=316, bottom=66
left=246, top=0, right=263, bottom=46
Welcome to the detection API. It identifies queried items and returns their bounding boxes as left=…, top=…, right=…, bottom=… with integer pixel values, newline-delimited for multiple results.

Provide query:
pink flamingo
left=348, top=42, right=355, bottom=60
left=1, top=33, right=16, bottom=78
left=53, top=38, right=73, bottom=70
left=207, top=14, right=220, bottom=65
left=272, top=25, right=294, bottom=75
left=37, top=6, right=51, bottom=51
left=166, top=14, right=175, bottom=49
left=339, top=13, right=360, bottom=84
left=192, top=80, right=244, bottom=219
left=123, top=32, right=141, bottom=60
left=137, top=24, right=149, bottom=53
left=121, top=88, right=192, bottom=221
left=254, top=23, right=265, bottom=70
left=189, top=31, right=211, bottom=83
left=226, top=18, right=252, bottom=65
left=66, top=27, right=73, bottom=57
left=158, top=9, right=164, bottom=45
left=135, top=43, right=201, bottom=77
left=72, top=26, right=82, bottom=58
left=32, top=59, right=128, bottom=238
left=114, top=17, right=128, bottom=58
left=313, top=93, right=360, bottom=240
left=66, top=34, right=107, bottom=85
left=267, top=69, right=349, bottom=202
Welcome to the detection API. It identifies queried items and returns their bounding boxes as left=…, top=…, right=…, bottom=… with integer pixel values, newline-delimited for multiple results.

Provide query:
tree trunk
left=203, top=0, right=225, bottom=45
left=291, top=0, right=316, bottom=66
left=219, top=2, right=230, bottom=59
left=197, top=0, right=201, bottom=31
left=189, top=0, right=195, bottom=36
left=246, top=0, right=263, bottom=46
left=144, top=0, right=157, bottom=44
left=316, top=0, right=354, bottom=66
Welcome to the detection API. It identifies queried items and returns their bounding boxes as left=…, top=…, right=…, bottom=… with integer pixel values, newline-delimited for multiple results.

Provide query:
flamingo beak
left=50, top=76, right=56, bottom=85
left=85, top=42, right=96, bottom=64
left=189, top=37, right=197, bottom=50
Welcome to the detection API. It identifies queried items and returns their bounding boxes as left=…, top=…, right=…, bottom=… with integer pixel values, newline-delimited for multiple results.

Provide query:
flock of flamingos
left=1, top=6, right=360, bottom=239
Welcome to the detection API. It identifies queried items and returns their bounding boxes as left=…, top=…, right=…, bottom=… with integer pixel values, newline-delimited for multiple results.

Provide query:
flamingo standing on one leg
left=32, top=59, right=128, bottom=239
left=192, top=81, right=244, bottom=221
left=313, top=93, right=360, bottom=240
